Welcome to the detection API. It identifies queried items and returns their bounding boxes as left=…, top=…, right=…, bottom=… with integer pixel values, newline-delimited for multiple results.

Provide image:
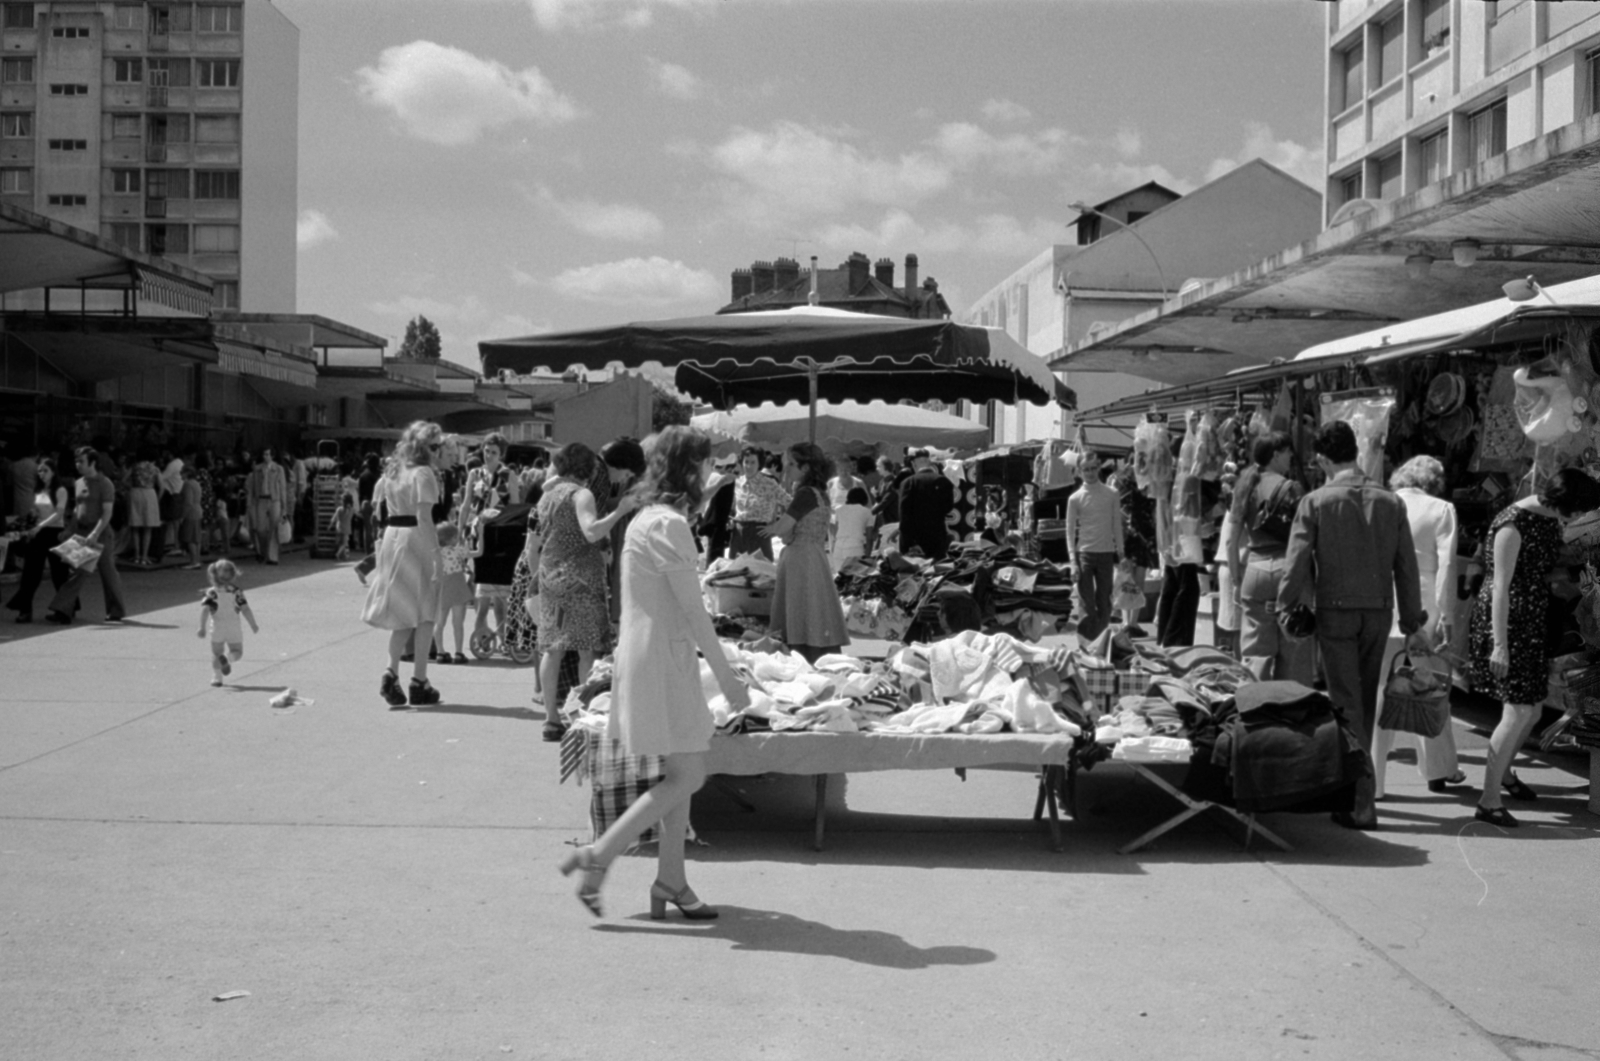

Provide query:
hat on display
left=1436, top=404, right=1478, bottom=446
left=1425, top=372, right=1466, bottom=418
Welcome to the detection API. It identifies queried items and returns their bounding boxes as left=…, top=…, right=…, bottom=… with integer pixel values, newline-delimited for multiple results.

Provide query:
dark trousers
left=1074, top=550, right=1118, bottom=643
left=48, top=545, right=125, bottom=620
left=1316, top=607, right=1390, bottom=753
left=6, top=528, right=68, bottom=615
left=1156, top=562, right=1201, bottom=648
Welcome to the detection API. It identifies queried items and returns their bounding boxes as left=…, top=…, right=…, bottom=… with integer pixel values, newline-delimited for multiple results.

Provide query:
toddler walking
left=432, top=523, right=480, bottom=663
left=328, top=490, right=355, bottom=561
left=197, top=559, right=259, bottom=687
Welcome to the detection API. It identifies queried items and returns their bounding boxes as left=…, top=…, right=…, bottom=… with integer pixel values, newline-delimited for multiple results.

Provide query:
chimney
left=731, top=267, right=753, bottom=302
left=846, top=251, right=870, bottom=293
left=903, top=253, right=919, bottom=299
left=874, top=257, right=894, bottom=286
left=774, top=257, right=800, bottom=290
left=751, top=260, right=776, bottom=294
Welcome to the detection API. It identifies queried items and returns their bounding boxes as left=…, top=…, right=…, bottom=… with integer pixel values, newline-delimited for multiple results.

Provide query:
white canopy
left=691, top=400, right=990, bottom=450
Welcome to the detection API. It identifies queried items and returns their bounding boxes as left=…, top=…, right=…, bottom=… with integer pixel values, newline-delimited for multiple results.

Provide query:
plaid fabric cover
left=585, top=728, right=662, bottom=844
left=1077, top=663, right=1118, bottom=706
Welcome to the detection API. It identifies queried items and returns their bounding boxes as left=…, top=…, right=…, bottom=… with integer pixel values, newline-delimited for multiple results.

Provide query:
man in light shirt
left=1066, top=459, right=1125, bottom=643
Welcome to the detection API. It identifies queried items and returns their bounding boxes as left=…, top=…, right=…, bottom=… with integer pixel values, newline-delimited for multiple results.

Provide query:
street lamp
left=1067, top=201, right=1170, bottom=300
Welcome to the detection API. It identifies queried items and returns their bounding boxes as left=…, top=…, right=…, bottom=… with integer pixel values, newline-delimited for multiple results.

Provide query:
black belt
left=387, top=515, right=419, bottom=527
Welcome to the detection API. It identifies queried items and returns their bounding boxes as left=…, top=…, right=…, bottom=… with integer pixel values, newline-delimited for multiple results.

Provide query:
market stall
left=691, top=399, right=990, bottom=451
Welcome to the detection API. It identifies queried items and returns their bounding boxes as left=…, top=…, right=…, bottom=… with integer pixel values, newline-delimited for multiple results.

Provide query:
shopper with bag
left=6, top=456, right=72, bottom=622
left=45, top=447, right=127, bottom=625
left=1066, top=458, right=1124, bottom=643
left=1227, top=431, right=1316, bottom=684
left=1467, top=467, right=1600, bottom=827
left=1371, top=456, right=1468, bottom=798
left=1278, top=421, right=1427, bottom=830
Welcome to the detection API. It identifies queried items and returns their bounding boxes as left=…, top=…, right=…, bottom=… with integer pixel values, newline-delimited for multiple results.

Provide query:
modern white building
left=0, top=0, right=298, bottom=312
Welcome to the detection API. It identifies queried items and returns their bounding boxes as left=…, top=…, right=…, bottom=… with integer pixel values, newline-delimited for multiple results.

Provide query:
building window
left=112, top=5, right=142, bottom=30
left=1374, top=152, right=1403, bottom=200
left=1588, top=48, right=1600, bottom=116
left=1376, top=14, right=1404, bottom=86
left=46, top=138, right=87, bottom=151
left=195, top=59, right=240, bottom=88
left=151, top=4, right=193, bottom=34
left=146, top=223, right=188, bottom=255
left=111, top=114, right=141, bottom=139
left=146, top=168, right=189, bottom=199
left=1418, top=129, right=1448, bottom=187
left=104, top=222, right=140, bottom=249
left=1418, top=0, right=1450, bottom=57
left=193, top=223, right=239, bottom=252
left=112, top=59, right=143, bottom=84
left=1338, top=39, right=1364, bottom=111
left=194, top=169, right=239, bottom=199
left=213, top=280, right=238, bottom=309
left=47, top=193, right=88, bottom=206
left=1466, top=99, right=1508, bottom=165
left=49, top=84, right=90, bottom=96
left=111, top=168, right=141, bottom=193
left=1, top=59, right=34, bottom=84
left=1, top=112, right=30, bottom=138
left=2, top=4, right=33, bottom=29
left=148, top=59, right=191, bottom=88
left=195, top=5, right=242, bottom=32
left=51, top=26, right=91, bottom=39
left=195, top=115, right=239, bottom=143
left=0, top=167, right=31, bottom=194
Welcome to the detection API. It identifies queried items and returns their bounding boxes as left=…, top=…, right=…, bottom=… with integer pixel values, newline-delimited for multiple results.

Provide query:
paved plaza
left=2, top=553, right=1596, bottom=1061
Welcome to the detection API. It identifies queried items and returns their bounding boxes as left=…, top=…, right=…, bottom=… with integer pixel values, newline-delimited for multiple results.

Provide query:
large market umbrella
left=691, top=400, right=990, bottom=450
left=479, top=306, right=1074, bottom=441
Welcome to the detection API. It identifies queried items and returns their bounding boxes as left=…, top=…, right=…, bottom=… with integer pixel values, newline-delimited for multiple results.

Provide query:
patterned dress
left=535, top=478, right=611, bottom=654
left=769, top=485, right=850, bottom=651
left=1469, top=504, right=1563, bottom=705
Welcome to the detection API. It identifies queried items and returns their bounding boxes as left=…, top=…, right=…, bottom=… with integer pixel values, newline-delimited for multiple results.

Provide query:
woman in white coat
left=558, top=427, right=749, bottom=920
left=1372, top=455, right=1467, bottom=797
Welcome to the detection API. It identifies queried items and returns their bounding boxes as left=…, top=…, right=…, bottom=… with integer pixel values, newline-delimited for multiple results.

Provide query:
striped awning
left=217, top=345, right=318, bottom=391
left=136, top=265, right=215, bottom=317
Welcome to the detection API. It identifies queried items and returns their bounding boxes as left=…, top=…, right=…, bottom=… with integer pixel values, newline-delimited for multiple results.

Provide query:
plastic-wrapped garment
left=1512, top=362, right=1582, bottom=443
left=1132, top=419, right=1172, bottom=491
left=1321, top=394, right=1394, bottom=482
left=1194, top=410, right=1225, bottom=480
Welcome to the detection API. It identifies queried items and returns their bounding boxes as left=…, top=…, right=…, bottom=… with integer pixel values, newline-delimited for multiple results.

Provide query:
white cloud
left=546, top=257, right=720, bottom=306
left=710, top=121, right=950, bottom=225
left=931, top=122, right=1075, bottom=177
left=648, top=58, right=703, bottom=100
left=1114, top=128, right=1142, bottom=159
left=523, top=0, right=711, bottom=31
left=1083, top=160, right=1195, bottom=196
left=815, top=208, right=1063, bottom=263
left=980, top=98, right=1032, bottom=124
left=1205, top=121, right=1324, bottom=189
left=355, top=41, right=577, bottom=146
left=296, top=209, right=338, bottom=250
left=528, top=185, right=663, bottom=242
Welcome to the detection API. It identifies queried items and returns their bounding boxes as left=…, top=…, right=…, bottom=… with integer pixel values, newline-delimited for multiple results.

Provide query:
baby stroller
left=468, top=502, right=538, bottom=664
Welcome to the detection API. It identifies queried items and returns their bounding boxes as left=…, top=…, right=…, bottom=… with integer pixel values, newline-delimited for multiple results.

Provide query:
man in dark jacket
left=897, top=448, right=955, bottom=560
left=1279, top=421, right=1426, bottom=829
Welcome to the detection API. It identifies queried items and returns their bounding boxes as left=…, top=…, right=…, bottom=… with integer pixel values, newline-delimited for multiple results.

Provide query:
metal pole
left=807, top=360, right=818, bottom=445
left=1067, top=203, right=1170, bottom=300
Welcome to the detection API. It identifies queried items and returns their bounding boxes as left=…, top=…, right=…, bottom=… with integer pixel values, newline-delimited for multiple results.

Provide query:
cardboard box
left=711, top=584, right=772, bottom=617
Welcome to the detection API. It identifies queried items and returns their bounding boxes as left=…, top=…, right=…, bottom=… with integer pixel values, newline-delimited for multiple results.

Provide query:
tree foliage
left=651, top=385, right=693, bottom=431
left=397, top=315, right=442, bottom=360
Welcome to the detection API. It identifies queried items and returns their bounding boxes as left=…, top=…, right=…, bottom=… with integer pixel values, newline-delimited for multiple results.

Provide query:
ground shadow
left=594, top=906, right=996, bottom=969
left=223, top=683, right=294, bottom=693
left=416, top=702, right=539, bottom=720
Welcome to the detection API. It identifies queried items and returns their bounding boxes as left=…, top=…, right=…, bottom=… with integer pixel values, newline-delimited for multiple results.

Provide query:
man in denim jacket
left=1278, top=420, right=1427, bottom=828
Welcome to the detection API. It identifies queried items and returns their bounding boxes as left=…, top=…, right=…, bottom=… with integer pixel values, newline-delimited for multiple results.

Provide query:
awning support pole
left=807, top=359, right=818, bottom=445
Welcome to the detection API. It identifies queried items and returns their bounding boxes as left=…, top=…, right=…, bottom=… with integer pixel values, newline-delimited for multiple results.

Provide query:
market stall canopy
left=1051, top=115, right=1600, bottom=385
left=691, top=400, right=990, bottom=450
left=479, top=306, right=1074, bottom=410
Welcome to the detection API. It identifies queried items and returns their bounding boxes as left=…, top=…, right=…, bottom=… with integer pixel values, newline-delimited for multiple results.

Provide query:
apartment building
left=0, top=0, right=297, bottom=312
left=1325, top=0, right=1600, bottom=222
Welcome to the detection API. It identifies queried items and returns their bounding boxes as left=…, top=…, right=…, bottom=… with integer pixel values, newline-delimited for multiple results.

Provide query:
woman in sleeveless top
left=765, top=442, right=850, bottom=663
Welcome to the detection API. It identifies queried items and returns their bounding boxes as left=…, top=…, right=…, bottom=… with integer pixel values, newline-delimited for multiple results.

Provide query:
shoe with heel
left=408, top=677, right=441, bottom=706
left=558, top=845, right=607, bottom=917
left=650, top=880, right=719, bottom=921
left=379, top=669, right=408, bottom=708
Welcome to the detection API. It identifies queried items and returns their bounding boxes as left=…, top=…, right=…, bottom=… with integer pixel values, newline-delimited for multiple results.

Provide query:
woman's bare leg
left=1480, top=701, right=1538, bottom=810
left=590, top=752, right=708, bottom=880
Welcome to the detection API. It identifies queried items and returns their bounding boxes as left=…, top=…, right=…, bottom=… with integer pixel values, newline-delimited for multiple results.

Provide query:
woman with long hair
left=560, top=426, right=749, bottom=918
left=1468, top=467, right=1600, bottom=826
left=1226, top=430, right=1315, bottom=683
left=764, top=442, right=851, bottom=663
left=6, top=456, right=72, bottom=621
left=361, top=420, right=446, bottom=709
left=532, top=442, right=636, bottom=742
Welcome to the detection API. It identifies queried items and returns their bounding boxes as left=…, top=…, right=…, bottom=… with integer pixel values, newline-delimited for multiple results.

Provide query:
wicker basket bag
left=1378, top=651, right=1452, bottom=738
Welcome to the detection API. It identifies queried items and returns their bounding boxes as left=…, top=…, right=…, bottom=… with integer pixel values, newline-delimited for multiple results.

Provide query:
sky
left=273, top=0, right=1329, bottom=371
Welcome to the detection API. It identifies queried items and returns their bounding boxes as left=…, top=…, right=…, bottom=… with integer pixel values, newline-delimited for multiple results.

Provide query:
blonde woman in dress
left=560, top=427, right=750, bottom=919
left=362, top=421, right=446, bottom=709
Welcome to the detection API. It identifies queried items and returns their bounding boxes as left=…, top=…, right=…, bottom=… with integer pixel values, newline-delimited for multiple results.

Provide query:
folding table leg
left=1043, top=764, right=1064, bottom=852
left=813, top=774, right=827, bottom=852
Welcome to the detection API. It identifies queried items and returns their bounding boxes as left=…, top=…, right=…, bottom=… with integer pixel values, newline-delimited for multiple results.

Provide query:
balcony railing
left=144, top=198, right=166, bottom=218
left=144, top=143, right=166, bottom=162
left=146, top=86, right=168, bottom=108
left=148, top=33, right=168, bottom=51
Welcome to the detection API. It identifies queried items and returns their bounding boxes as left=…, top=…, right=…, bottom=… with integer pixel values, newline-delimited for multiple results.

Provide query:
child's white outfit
left=437, top=542, right=474, bottom=612
left=203, top=583, right=249, bottom=681
left=830, top=502, right=874, bottom=573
